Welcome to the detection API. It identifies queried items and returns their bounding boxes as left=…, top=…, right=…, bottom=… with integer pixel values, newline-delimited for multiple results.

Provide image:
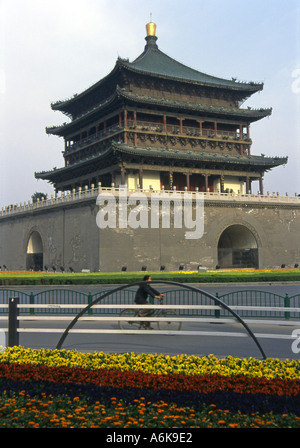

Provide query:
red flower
left=0, top=362, right=299, bottom=397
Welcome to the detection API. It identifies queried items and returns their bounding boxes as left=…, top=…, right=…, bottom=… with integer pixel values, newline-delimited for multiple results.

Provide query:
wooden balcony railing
left=65, top=120, right=251, bottom=153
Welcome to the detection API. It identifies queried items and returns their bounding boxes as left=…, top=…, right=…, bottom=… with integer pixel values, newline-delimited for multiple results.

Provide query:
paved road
left=1, top=282, right=299, bottom=360
left=1, top=311, right=299, bottom=360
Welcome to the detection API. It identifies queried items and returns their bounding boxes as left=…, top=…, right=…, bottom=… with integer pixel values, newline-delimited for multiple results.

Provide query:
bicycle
left=118, top=297, right=182, bottom=331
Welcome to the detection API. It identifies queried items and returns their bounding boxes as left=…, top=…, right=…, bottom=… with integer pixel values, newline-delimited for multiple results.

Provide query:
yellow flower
left=1, top=346, right=300, bottom=380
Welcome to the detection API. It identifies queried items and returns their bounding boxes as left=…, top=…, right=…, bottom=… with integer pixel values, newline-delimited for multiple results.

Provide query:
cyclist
left=135, top=275, right=163, bottom=329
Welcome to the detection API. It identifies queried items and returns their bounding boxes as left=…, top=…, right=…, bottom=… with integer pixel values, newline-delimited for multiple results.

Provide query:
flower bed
left=0, top=347, right=300, bottom=428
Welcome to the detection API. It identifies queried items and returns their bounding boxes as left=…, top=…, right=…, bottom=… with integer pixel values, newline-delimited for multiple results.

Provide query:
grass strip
left=0, top=269, right=300, bottom=285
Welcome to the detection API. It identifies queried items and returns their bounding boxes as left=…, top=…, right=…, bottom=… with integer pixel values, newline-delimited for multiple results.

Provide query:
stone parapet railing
left=1, top=185, right=300, bottom=218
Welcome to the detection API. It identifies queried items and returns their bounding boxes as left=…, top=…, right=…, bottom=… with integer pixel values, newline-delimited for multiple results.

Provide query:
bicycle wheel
left=157, top=310, right=182, bottom=331
left=119, top=309, right=140, bottom=330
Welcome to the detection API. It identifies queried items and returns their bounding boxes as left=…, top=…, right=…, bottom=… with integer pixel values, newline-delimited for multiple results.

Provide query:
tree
left=31, top=192, right=48, bottom=203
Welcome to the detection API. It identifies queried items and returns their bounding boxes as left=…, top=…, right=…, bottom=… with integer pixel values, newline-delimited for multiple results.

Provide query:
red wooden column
left=124, top=110, right=128, bottom=144
left=121, top=167, right=126, bottom=186
left=111, top=171, right=116, bottom=186
left=204, top=174, right=209, bottom=192
left=139, top=169, right=143, bottom=190
left=245, top=176, right=250, bottom=194
left=179, top=118, right=183, bottom=134
left=186, top=173, right=190, bottom=191
left=199, top=121, right=203, bottom=136
left=259, top=176, right=264, bottom=195
left=240, top=125, right=243, bottom=140
left=134, top=111, right=137, bottom=145
left=169, top=171, right=173, bottom=190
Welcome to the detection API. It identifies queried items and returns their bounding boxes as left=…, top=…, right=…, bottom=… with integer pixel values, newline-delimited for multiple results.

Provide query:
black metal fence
left=0, top=287, right=299, bottom=320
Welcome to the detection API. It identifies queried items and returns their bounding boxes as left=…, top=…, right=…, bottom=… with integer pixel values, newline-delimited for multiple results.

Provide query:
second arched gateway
left=218, top=224, right=258, bottom=269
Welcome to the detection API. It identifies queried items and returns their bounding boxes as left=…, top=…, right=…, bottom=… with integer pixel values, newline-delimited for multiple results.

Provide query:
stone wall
left=0, top=199, right=99, bottom=272
left=0, top=189, right=299, bottom=272
left=98, top=198, right=300, bottom=271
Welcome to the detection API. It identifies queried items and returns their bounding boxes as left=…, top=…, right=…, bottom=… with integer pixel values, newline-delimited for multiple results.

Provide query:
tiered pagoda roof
left=46, top=85, right=273, bottom=137
left=37, top=22, right=287, bottom=190
left=36, top=141, right=286, bottom=187
left=48, top=27, right=269, bottom=127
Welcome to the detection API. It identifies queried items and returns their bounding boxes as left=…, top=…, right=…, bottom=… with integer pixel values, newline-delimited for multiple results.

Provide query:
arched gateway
left=217, top=224, right=258, bottom=269
left=26, top=231, right=43, bottom=271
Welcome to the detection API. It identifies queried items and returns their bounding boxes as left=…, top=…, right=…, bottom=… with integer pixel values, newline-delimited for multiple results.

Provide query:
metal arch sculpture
left=55, top=280, right=267, bottom=359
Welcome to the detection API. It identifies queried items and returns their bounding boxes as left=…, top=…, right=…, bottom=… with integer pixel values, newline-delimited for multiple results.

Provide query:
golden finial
left=146, top=16, right=156, bottom=37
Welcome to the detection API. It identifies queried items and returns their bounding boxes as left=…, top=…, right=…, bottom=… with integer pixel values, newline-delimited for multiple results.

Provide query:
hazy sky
left=0, top=0, right=299, bottom=208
